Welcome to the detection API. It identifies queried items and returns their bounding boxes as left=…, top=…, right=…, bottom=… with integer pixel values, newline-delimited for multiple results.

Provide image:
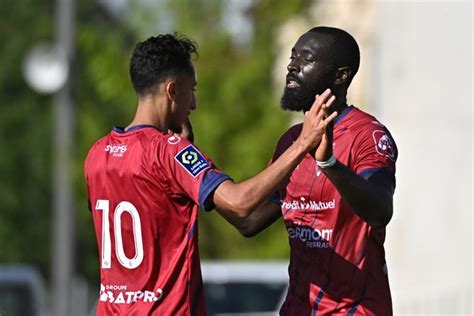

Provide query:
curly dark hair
left=129, top=34, right=198, bottom=96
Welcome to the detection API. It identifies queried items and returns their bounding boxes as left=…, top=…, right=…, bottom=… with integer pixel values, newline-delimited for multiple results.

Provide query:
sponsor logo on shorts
left=373, top=130, right=396, bottom=161
left=105, top=144, right=127, bottom=157
left=174, top=144, right=210, bottom=178
left=99, top=283, right=163, bottom=304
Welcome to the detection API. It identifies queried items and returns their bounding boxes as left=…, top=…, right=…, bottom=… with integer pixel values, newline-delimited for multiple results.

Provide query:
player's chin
left=280, top=89, right=311, bottom=112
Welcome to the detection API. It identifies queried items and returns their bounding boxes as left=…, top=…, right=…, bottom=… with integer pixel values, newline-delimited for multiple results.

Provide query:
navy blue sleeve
left=199, top=170, right=232, bottom=211
left=358, top=167, right=396, bottom=190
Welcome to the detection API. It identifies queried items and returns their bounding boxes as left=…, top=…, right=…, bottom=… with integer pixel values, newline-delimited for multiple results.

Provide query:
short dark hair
left=308, top=26, right=360, bottom=83
left=129, top=34, right=197, bottom=96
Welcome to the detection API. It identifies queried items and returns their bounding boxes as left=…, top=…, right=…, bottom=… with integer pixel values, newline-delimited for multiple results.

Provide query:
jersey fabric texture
left=84, top=125, right=229, bottom=315
left=272, top=107, right=398, bottom=315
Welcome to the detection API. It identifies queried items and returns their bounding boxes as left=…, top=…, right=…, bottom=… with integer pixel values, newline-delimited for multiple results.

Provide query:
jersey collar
left=112, top=125, right=163, bottom=133
left=334, top=105, right=354, bottom=125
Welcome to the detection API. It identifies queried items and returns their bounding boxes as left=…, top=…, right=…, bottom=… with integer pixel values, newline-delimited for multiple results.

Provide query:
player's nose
left=287, top=58, right=300, bottom=73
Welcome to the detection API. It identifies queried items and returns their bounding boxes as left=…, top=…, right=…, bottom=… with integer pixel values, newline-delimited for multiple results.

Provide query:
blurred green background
left=0, top=0, right=311, bottom=287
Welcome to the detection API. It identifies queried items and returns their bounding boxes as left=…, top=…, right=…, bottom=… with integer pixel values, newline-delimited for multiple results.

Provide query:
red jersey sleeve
left=268, top=124, right=303, bottom=203
left=352, top=121, right=398, bottom=177
left=270, top=124, right=302, bottom=163
left=157, top=135, right=230, bottom=211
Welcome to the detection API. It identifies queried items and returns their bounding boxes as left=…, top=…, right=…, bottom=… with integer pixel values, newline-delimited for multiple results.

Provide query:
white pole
left=51, top=0, right=75, bottom=314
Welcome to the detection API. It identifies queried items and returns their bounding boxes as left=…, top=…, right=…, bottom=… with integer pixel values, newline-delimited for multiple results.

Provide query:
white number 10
left=95, top=200, right=144, bottom=269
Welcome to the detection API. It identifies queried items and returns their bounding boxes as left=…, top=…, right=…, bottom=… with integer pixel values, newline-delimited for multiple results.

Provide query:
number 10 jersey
left=84, top=125, right=229, bottom=315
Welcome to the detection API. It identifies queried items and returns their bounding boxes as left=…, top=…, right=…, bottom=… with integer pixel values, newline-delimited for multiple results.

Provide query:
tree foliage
left=0, top=0, right=55, bottom=279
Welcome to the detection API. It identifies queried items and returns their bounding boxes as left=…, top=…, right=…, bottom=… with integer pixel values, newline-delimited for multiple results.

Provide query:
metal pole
left=51, top=0, right=75, bottom=315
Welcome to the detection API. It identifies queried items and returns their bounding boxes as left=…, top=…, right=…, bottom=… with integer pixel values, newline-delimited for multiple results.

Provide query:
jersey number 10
left=95, top=200, right=144, bottom=269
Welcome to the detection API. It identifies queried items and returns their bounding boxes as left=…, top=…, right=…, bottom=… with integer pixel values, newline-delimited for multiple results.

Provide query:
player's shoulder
left=157, top=134, right=216, bottom=179
left=345, top=107, right=398, bottom=160
left=279, top=123, right=303, bottom=144
left=84, top=132, right=114, bottom=174
left=344, top=106, right=392, bottom=134
left=157, top=133, right=196, bottom=155
left=271, top=123, right=302, bottom=160
left=126, top=127, right=190, bottom=155
left=85, top=133, right=111, bottom=158
left=155, top=133, right=211, bottom=164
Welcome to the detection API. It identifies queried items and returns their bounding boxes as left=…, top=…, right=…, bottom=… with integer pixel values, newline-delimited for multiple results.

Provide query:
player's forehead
left=186, top=62, right=197, bottom=83
left=292, top=32, right=332, bottom=56
left=183, top=72, right=196, bottom=87
left=177, top=64, right=196, bottom=86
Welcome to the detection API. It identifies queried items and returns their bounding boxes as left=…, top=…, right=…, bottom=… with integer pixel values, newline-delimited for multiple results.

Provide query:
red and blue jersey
left=272, top=107, right=397, bottom=315
left=84, top=125, right=229, bottom=315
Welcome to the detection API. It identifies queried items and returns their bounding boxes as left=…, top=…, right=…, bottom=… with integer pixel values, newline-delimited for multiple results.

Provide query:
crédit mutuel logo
left=175, top=144, right=210, bottom=178
left=282, top=197, right=336, bottom=211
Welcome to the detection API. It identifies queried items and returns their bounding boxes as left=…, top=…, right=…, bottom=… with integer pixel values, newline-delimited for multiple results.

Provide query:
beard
left=280, top=78, right=330, bottom=112
left=280, top=85, right=317, bottom=112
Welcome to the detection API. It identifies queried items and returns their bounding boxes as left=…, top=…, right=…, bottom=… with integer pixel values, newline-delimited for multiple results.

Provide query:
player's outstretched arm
left=217, top=200, right=282, bottom=237
left=212, top=89, right=337, bottom=234
left=315, top=103, right=394, bottom=228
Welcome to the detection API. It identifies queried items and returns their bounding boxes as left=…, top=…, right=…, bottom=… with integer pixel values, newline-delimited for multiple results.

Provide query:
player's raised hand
left=297, top=89, right=337, bottom=152
left=315, top=96, right=336, bottom=162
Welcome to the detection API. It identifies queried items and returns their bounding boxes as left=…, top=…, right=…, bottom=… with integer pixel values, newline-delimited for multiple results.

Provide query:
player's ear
left=334, top=66, right=351, bottom=85
left=166, top=80, right=177, bottom=101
